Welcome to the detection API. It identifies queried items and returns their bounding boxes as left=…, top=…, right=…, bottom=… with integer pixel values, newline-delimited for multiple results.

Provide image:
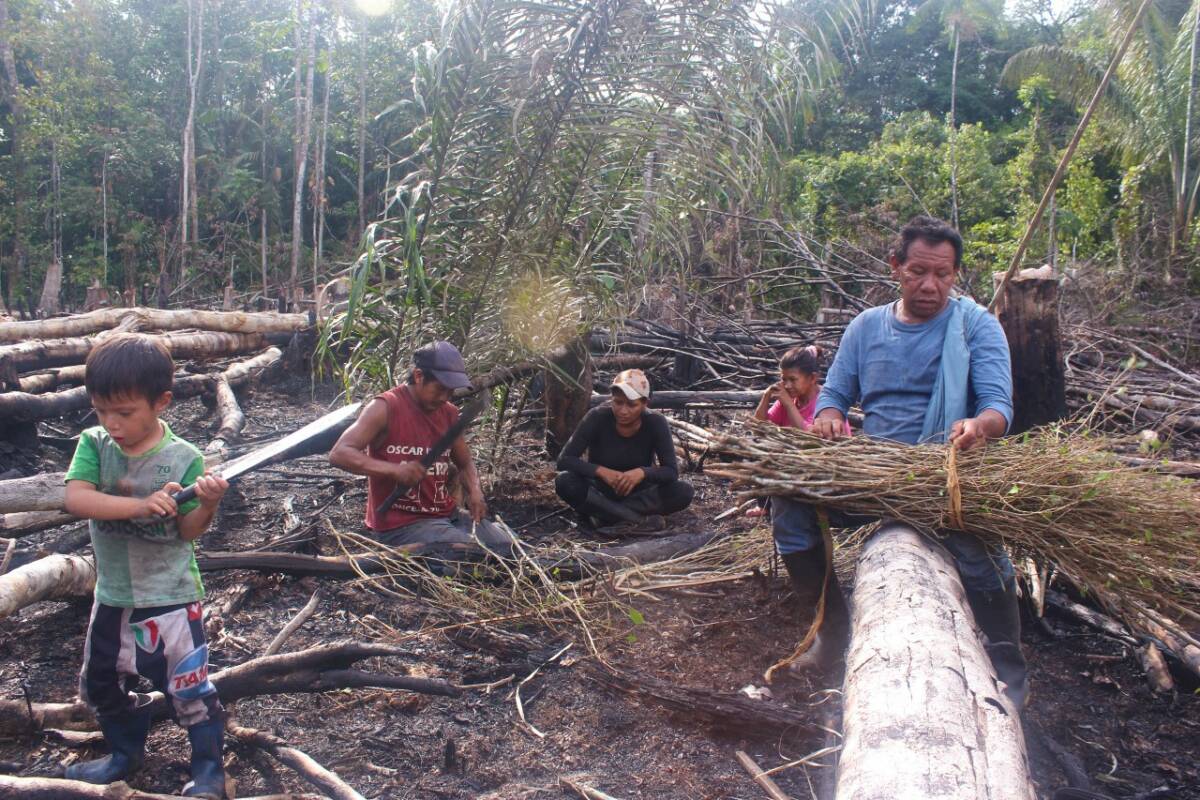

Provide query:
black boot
left=966, top=584, right=1029, bottom=708
left=621, top=486, right=664, bottom=516
left=781, top=549, right=850, bottom=673
left=183, top=716, right=226, bottom=799
left=64, top=712, right=150, bottom=784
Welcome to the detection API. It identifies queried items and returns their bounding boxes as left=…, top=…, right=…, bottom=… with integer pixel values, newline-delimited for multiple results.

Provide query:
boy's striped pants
left=80, top=600, right=222, bottom=727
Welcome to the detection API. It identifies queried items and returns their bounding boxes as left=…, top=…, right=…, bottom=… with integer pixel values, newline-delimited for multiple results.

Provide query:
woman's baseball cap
left=611, top=369, right=651, bottom=400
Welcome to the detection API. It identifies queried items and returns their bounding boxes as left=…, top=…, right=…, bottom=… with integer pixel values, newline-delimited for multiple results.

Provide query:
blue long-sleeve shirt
left=815, top=300, right=1013, bottom=445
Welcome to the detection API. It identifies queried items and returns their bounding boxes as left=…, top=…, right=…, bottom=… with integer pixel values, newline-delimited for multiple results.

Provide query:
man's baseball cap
left=611, top=369, right=651, bottom=400
left=413, top=341, right=472, bottom=390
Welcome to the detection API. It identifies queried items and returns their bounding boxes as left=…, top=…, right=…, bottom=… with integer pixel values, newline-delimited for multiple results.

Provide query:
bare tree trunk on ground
left=0, top=552, right=96, bottom=618
left=0, top=307, right=308, bottom=343
left=836, top=523, right=1033, bottom=800
left=0, top=341, right=285, bottom=423
left=0, top=329, right=276, bottom=378
left=0, top=641, right=459, bottom=736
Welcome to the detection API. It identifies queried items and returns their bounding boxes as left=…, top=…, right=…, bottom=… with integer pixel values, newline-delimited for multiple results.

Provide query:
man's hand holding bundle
left=812, top=409, right=849, bottom=441
left=949, top=410, right=1008, bottom=451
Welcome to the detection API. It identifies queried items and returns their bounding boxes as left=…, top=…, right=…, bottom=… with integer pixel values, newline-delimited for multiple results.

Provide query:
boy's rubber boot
left=579, top=487, right=643, bottom=525
left=781, top=549, right=850, bottom=673
left=966, top=584, right=1029, bottom=709
left=183, top=717, right=226, bottom=799
left=64, top=712, right=150, bottom=784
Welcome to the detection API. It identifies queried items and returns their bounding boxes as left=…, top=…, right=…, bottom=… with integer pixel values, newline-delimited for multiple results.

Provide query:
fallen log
left=544, top=530, right=725, bottom=579
left=0, top=640, right=459, bottom=737
left=205, top=378, right=245, bottom=454
left=0, top=775, right=319, bottom=799
left=219, top=344, right=283, bottom=386
left=1, top=346, right=281, bottom=473
left=0, top=307, right=310, bottom=344
left=204, top=531, right=724, bottom=582
left=2, top=370, right=232, bottom=423
left=0, top=552, right=95, bottom=618
left=1138, top=643, right=1175, bottom=693
left=0, top=329, right=283, bottom=386
left=0, top=473, right=71, bottom=513
left=205, top=346, right=285, bottom=453
left=836, top=524, right=1033, bottom=800
left=228, top=721, right=366, bottom=800
left=16, top=364, right=87, bottom=393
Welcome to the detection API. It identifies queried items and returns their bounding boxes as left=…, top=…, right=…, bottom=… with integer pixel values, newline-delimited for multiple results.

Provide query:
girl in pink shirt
left=754, top=345, right=844, bottom=431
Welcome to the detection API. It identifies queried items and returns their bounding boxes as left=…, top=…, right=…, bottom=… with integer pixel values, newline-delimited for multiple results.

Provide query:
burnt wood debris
left=0, top=296, right=1197, bottom=800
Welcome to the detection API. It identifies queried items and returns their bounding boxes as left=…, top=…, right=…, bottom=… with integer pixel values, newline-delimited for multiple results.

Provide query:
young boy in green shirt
left=64, top=333, right=229, bottom=798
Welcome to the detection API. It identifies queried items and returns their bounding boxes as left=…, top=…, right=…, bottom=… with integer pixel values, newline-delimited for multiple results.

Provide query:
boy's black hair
left=780, top=345, right=823, bottom=375
left=892, top=215, right=963, bottom=268
left=85, top=332, right=175, bottom=402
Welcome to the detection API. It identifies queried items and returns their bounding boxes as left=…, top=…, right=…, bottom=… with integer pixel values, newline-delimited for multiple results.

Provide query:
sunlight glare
left=355, top=0, right=392, bottom=17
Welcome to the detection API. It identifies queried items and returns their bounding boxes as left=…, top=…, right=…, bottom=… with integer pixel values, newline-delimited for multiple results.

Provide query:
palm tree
left=919, top=0, right=1002, bottom=229
left=320, top=0, right=857, bottom=391
left=1004, top=0, right=1200, bottom=254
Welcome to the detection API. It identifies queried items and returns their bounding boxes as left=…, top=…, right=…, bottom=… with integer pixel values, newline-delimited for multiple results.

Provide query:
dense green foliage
left=0, top=0, right=1197, bottom=343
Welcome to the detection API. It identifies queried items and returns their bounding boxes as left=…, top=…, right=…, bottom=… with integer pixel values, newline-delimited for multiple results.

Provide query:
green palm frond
left=321, top=0, right=863, bottom=395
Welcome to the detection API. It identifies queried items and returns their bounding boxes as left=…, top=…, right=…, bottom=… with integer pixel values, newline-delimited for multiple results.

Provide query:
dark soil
left=1, top=376, right=1197, bottom=799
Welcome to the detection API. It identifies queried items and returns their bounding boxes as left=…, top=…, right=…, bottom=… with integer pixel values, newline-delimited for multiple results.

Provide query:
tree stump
left=544, top=335, right=592, bottom=459
left=993, top=273, right=1066, bottom=434
left=836, top=523, right=1033, bottom=800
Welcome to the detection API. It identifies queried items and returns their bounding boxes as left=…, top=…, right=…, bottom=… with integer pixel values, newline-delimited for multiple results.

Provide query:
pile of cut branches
left=672, top=419, right=1200, bottom=629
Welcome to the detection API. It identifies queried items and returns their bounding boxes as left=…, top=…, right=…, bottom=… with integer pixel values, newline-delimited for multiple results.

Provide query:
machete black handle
left=171, top=484, right=199, bottom=506
left=374, top=482, right=413, bottom=518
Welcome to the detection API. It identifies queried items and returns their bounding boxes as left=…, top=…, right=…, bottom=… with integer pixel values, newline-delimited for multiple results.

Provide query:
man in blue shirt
left=777, top=216, right=1027, bottom=706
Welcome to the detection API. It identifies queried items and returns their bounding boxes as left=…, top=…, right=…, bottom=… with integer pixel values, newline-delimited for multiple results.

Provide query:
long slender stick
left=990, top=0, right=1155, bottom=311
left=264, top=589, right=321, bottom=656
left=736, top=750, right=794, bottom=800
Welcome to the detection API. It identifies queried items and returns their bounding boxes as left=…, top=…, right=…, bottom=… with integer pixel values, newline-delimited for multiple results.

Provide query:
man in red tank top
left=329, top=341, right=515, bottom=550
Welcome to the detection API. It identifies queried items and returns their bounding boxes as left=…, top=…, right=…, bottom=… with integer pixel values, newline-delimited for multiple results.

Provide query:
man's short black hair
left=85, top=332, right=174, bottom=402
left=892, top=215, right=963, bottom=268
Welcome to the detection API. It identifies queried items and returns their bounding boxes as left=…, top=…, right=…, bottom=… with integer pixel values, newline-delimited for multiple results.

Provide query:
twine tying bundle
left=946, top=444, right=965, bottom=531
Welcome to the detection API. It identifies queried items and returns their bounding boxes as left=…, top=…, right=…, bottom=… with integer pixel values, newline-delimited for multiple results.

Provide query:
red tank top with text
left=364, top=386, right=459, bottom=531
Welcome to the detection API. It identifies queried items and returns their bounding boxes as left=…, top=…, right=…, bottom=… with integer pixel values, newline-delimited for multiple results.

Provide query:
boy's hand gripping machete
left=170, top=401, right=363, bottom=506
left=373, top=396, right=487, bottom=518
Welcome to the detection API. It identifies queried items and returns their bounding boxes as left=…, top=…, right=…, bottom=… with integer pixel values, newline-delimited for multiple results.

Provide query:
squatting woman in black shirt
left=554, top=369, right=694, bottom=533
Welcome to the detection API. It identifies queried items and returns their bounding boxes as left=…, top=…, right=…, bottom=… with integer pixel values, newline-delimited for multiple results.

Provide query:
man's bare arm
left=329, top=399, right=417, bottom=483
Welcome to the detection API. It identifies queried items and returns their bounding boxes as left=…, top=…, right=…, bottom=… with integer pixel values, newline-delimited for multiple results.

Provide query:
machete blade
left=172, top=401, right=363, bottom=505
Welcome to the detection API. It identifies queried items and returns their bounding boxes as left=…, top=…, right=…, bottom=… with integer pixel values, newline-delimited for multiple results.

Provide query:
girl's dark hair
left=85, top=332, right=174, bottom=401
left=779, top=345, right=823, bottom=374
